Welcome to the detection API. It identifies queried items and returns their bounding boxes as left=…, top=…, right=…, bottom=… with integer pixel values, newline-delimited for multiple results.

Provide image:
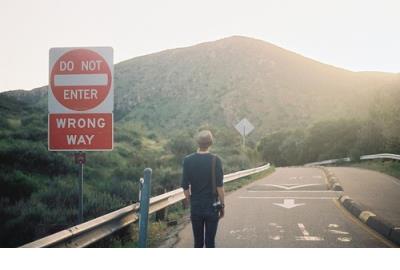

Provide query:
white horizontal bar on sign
left=54, top=74, right=108, bottom=86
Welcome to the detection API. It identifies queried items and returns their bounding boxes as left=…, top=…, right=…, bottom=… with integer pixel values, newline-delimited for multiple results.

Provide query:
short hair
left=196, top=130, right=213, bottom=149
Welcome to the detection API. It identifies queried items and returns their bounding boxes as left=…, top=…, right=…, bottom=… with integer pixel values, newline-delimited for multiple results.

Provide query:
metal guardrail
left=305, top=153, right=400, bottom=166
left=305, top=157, right=351, bottom=166
left=360, top=153, right=400, bottom=161
left=21, top=163, right=270, bottom=248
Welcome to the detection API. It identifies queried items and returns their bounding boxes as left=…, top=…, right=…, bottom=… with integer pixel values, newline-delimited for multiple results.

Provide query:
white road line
left=298, top=223, right=309, bottom=236
left=296, top=223, right=324, bottom=241
left=337, top=237, right=352, bottom=242
left=329, top=229, right=350, bottom=235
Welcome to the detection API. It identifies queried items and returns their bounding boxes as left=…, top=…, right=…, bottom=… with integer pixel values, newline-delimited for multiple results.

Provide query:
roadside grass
left=109, top=165, right=275, bottom=248
left=106, top=203, right=190, bottom=248
left=348, top=160, right=400, bottom=180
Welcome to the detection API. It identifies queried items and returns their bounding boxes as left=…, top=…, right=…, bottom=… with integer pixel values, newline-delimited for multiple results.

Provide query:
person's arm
left=183, top=189, right=191, bottom=200
left=181, top=158, right=190, bottom=208
left=217, top=186, right=225, bottom=218
left=216, top=157, right=225, bottom=218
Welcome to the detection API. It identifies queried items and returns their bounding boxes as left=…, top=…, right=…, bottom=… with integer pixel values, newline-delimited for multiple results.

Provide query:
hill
left=3, top=36, right=399, bottom=139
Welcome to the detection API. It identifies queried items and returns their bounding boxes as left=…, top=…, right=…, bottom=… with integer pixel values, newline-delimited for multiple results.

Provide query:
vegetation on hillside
left=0, top=95, right=259, bottom=247
left=257, top=86, right=400, bottom=166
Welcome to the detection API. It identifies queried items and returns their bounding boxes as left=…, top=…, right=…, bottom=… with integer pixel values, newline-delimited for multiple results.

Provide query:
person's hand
left=182, top=198, right=189, bottom=209
left=219, top=208, right=225, bottom=219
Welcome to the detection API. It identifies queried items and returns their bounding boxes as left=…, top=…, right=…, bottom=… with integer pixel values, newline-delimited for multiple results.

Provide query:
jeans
left=190, top=199, right=219, bottom=248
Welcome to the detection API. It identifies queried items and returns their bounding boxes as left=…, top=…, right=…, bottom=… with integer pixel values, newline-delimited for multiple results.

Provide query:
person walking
left=181, top=130, right=225, bottom=248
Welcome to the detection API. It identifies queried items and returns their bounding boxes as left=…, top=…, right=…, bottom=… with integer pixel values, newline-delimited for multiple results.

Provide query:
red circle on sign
left=50, top=49, right=112, bottom=111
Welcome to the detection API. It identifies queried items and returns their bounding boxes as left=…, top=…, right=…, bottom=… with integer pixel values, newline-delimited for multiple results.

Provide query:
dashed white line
left=296, top=223, right=324, bottom=241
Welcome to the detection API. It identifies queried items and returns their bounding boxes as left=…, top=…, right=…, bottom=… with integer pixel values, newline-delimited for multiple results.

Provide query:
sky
left=0, top=0, right=399, bottom=92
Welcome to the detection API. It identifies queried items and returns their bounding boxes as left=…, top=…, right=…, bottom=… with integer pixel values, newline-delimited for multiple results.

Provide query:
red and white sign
left=49, top=114, right=113, bottom=151
left=48, top=47, right=113, bottom=151
left=49, top=47, right=113, bottom=113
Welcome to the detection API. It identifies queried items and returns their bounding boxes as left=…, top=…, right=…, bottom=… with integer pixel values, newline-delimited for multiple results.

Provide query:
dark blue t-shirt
left=181, top=153, right=223, bottom=201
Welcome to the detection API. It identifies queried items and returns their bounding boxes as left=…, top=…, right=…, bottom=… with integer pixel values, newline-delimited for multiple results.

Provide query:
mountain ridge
left=2, top=36, right=399, bottom=138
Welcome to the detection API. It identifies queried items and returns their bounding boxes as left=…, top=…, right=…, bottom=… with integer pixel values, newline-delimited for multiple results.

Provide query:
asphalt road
left=174, top=167, right=394, bottom=248
left=328, top=167, right=400, bottom=226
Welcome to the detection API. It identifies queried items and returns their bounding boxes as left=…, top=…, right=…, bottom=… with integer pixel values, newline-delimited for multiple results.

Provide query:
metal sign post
left=74, top=152, right=86, bottom=223
left=138, top=168, right=152, bottom=248
left=242, top=125, right=246, bottom=150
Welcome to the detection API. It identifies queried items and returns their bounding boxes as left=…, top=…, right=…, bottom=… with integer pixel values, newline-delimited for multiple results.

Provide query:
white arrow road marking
left=296, top=223, right=324, bottom=241
left=259, top=183, right=321, bottom=190
left=273, top=199, right=305, bottom=209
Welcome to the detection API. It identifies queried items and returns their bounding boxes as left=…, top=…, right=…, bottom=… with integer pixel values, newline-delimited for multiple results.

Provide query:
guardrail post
left=78, top=161, right=83, bottom=224
left=138, top=168, right=152, bottom=248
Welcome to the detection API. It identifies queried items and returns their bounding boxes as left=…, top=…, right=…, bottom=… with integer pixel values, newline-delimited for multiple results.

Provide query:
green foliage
left=350, top=160, right=400, bottom=180
left=167, top=131, right=196, bottom=163
left=0, top=170, right=38, bottom=202
left=258, top=115, right=400, bottom=167
left=301, top=119, right=361, bottom=162
left=257, top=131, right=288, bottom=165
left=0, top=139, right=73, bottom=176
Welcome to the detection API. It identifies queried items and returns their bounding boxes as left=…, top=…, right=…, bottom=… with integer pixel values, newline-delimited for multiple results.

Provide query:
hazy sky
left=1, top=0, right=399, bottom=92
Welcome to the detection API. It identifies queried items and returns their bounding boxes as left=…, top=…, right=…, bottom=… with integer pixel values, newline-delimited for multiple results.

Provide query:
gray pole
left=243, top=125, right=246, bottom=150
left=78, top=161, right=84, bottom=224
left=138, top=168, right=152, bottom=248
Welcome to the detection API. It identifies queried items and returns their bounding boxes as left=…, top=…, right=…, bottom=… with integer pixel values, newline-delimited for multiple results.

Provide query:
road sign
left=48, top=47, right=114, bottom=151
left=235, top=118, right=254, bottom=149
left=74, top=152, right=86, bottom=164
left=49, top=113, right=113, bottom=151
left=235, top=118, right=254, bottom=137
left=49, top=47, right=113, bottom=113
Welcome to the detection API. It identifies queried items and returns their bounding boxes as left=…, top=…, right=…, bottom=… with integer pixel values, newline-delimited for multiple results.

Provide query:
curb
left=339, top=194, right=399, bottom=246
left=390, top=228, right=400, bottom=245
left=318, top=166, right=344, bottom=191
left=319, top=167, right=399, bottom=247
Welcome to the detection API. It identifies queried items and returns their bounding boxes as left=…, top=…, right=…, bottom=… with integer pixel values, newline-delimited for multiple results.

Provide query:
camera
left=213, top=200, right=223, bottom=211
